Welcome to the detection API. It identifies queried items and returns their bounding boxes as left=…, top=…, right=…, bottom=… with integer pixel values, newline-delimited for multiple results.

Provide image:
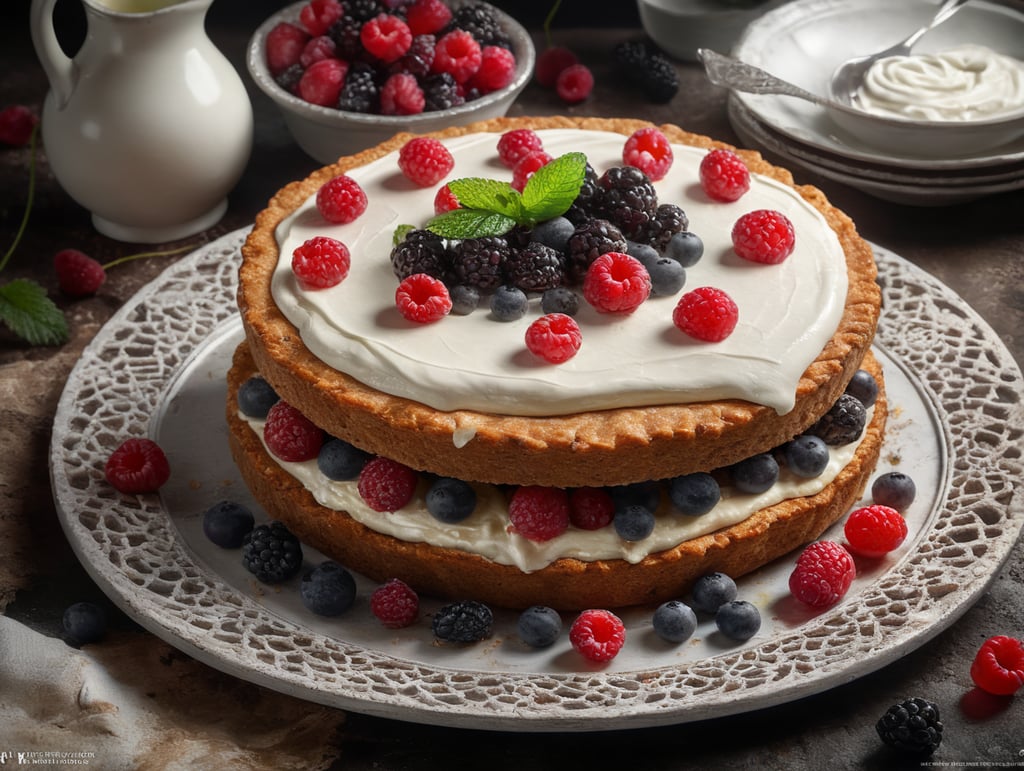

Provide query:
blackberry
left=451, top=236, right=510, bottom=291
left=393, top=33, right=436, bottom=79
left=422, top=72, right=464, bottom=111
left=564, top=162, right=601, bottom=226
left=612, top=41, right=679, bottom=104
left=595, top=166, right=659, bottom=241
left=504, top=242, right=566, bottom=292
left=241, top=521, right=304, bottom=584
left=645, top=203, right=689, bottom=252
left=433, top=600, right=493, bottom=642
left=274, top=63, right=304, bottom=95
left=876, top=698, right=943, bottom=757
left=612, top=40, right=649, bottom=71
left=338, top=62, right=380, bottom=113
left=565, top=218, right=628, bottom=283
left=328, top=16, right=365, bottom=62
left=449, top=4, right=511, bottom=49
left=348, top=0, right=384, bottom=22
left=809, top=393, right=867, bottom=446
left=202, top=500, right=255, bottom=548
left=390, top=228, right=448, bottom=281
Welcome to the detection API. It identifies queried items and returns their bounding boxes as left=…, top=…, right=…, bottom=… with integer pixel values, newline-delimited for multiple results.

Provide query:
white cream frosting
left=271, top=129, right=849, bottom=417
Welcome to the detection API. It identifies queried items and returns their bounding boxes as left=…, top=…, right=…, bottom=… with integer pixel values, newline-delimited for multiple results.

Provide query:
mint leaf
left=0, top=279, right=68, bottom=346
left=521, top=152, right=587, bottom=223
left=393, top=223, right=415, bottom=245
left=447, top=178, right=525, bottom=220
left=427, top=208, right=518, bottom=239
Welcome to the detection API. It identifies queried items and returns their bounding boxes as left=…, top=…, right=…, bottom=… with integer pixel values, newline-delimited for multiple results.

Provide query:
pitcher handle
left=30, top=0, right=77, bottom=109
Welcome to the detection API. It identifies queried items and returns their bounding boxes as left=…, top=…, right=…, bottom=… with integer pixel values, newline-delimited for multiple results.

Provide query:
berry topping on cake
left=846, top=368, right=879, bottom=407
left=264, top=400, right=324, bottom=462
left=646, top=256, right=686, bottom=296
left=518, top=605, right=563, bottom=648
left=370, top=578, right=419, bottom=628
left=398, top=136, right=454, bottom=187
left=652, top=600, right=698, bottom=643
left=497, top=128, right=544, bottom=169
left=202, top=500, right=255, bottom=548
left=316, top=174, right=368, bottom=224
left=395, top=273, right=452, bottom=323
left=237, top=375, right=280, bottom=418
left=511, top=149, right=553, bottom=192
left=809, top=393, right=867, bottom=445
left=622, top=126, right=674, bottom=182
left=300, top=561, right=357, bottom=616
left=582, top=252, right=651, bottom=314
left=380, top=71, right=426, bottom=115
left=569, top=609, right=626, bottom=662
left=390, top=228, right=448, bottom=281
left=645, top=203, right=689, bottom=252
left=425, top=477, right=478, bottom=523
left=668, top=472, right=721, bottom=517
left=784, top=434, right=830, bottom=478
left=432, top=29, right=482, bottom=83
left=540, top=286, right=580, bottom=316
left=508, top=486, right=570, bottom=542
left=691, top=572, right=738, bottom=614
left=505, top=242, right=565, bottom=292
left=613, top=504, right=655, bottom=541
left=970, top=635, right=1024, bottom=696
left=291, top=235, right=351, bottom=289
left=876, top=698, right=943, bottom=757
left=525, top=313, right=582, bottom=363
left=54, top=248, right=106, bottom=297
left=566, top=218, right=628, bottom=281
left=672, top=286, right=739, bottom=342
left=568, top=487, right=615, bottom=530
left=732, top=209, right=796, bottom=264
left=489, top=284, right=528, bottom=321
left=433, top=600, right=493, bottom=642
left=665, top=230, right=704, bottom=268
left=699, top=148, right=751, bottom=202
left=357, top=456, right=419, bottom=512
left=242, top=521, right=304, bottom=584
left=844, top=504, right=908, bottom=558
left=105, top=437, right=171, bottom=494
left=788, top=541, right=856, bottom=608
left=555, top=63, right=594, bottom=104
left=360, top=14, right=412, bottom=63
left=595, top=165, right=658, bottom=241
left=871, top=472, right=916, bottom=511
left=317, top=437, right=371, bottom=480
left=406, top=0, right=452, bottom=35
left=715, top=600, right=761, bottom=641
left=433, top=183, right=460, bottom=214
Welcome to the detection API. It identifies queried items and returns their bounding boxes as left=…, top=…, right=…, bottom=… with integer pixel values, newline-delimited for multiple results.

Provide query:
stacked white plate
left=725, top=0, right=1024, bottom=206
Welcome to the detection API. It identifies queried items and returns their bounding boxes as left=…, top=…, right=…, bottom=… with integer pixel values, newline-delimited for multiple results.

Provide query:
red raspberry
left=298, top=58, right=348, bottom=106
left=432, top=30, right=482, bottom=84
left=398, top=136, right=453, bottom=186
left=380, top=72, right=426, bottom=115
left=54, top=249, right=106, bottom=297
left=582, top=252, right=651, bottom=314
left=970, top=636, right=1024, bottom=696
left=788, top=541, right=856, bottom=608
left=569, top=609, right=625, bottom=662
left=395, top=273, right=452, bottom=323
left=299, top=35, right=337, bottom=68
left=406, top=0, right=452, bottom=35
left=291, top=236, right=351, bottom=289
left=699, top=148, right=751, bottom=202
left=525, top=313, right=582, bottom=363
left=732, top=209, right=796, bottom=264
left=569, top=487, right=615, bottom=531
left=0, top=105, right=39, bottom=146
left=263, top=401, right=323, bottom=462
left=535, top=46, right=578, bottom=88
left=497, top=128, right=543, bottom=169
left=316, top=174, right=368, bottom=224
left=105, top=438, right=171, bottom=494
left=673, top=286, right=738, bottom=342
left=511, top=150, right=552, bottom=192
left=370, top=578, right=420, bottom=628
left=555, top=63, right=594, bottom=104
left=508, top=486, right=570, bottom=542
left=470, top=45, right=517, bottom=93
left=264, top=22, right=310, bottom=75
left=361, top=14, right=413, bottom=64
left=843, top=504, right=908, bottom=558
left=357, top=457, right=419, bottom=512
left=433, top=183, right=460, bottom=214
left=298, top=0, right=343, bottom=36
left=622, top=127, right=673, bottom=182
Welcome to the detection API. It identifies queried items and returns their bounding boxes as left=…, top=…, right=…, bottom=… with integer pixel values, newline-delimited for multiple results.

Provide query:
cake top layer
left=269, top=129, right=848, bottom=417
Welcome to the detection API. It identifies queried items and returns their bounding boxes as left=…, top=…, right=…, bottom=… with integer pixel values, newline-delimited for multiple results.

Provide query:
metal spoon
left=829, top=0, right=972, bottom=105
left=698, top=48, right=833, bottom=108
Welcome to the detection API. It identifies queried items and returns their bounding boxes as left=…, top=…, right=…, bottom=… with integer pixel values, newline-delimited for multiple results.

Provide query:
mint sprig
left=426, top=152, right=587, bottom=240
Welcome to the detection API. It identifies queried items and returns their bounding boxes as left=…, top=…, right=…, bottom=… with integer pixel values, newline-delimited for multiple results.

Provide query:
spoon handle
left=698, top=49, right=827, bottom=106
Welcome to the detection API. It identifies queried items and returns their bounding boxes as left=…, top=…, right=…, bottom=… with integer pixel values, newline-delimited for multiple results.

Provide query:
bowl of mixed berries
left=247, top=0, right=535, bottom=163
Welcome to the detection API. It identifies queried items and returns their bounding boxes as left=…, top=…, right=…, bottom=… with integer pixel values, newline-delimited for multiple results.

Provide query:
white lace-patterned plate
left=49, top=228, right=1024, bottom=732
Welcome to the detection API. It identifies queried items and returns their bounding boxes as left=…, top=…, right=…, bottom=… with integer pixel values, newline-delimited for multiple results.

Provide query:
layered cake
left=230, top=116, right=884, bottom=610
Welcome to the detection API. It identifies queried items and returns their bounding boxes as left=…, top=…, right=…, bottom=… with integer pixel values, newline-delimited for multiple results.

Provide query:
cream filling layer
left=270, top=130, right=848, bottom=417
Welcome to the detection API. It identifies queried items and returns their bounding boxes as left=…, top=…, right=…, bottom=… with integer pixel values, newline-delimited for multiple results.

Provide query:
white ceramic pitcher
left=30, top=0, right=253, bottom=242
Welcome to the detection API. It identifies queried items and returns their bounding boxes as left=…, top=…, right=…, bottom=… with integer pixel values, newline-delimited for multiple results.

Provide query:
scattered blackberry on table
left=433, top=600, right=494, bottom=642
left=614, top=504, right=656, bottom=542
left=203, top=500, right=256, bottom=548
left=505, top=241, right=566, bottom=292
left=421, top=71, right=464, bottom=110
left=665, top=230, right=704, bottom=268
left=871, top=471, right=916, bottom=512
left=876, top=698, right=943, bottom=757
left=730, top=452, right=780, bottom=494
left=337, top=61, right=379, bottom=112
left=317, top=437, right=371, bottom=480
left=645, top=203, right=689, bottom=252
left=594, top=166, right=659, bottom=241
left=426, top=477, right=478, bottom=523
left=845, top=368, right=879, bottom=408
left=541, top=286, right=579, bottom=316
left=784, top=434, right=830, bottom=478
left=715, top=600, right=761, bottom=641
left=691, top=572, right=737, bottom=614
left=451, top=236, right=509, bottom=291
left=390, top=228, right=448, bottom=281
left=489, top=284, right=528, bottom=321
left=300, top=561, right=357, bottom=616
left=668, top=472, right=720, bottom=517
left=565, top=218, right=628, bottom=282
left=652, top=600, right=697, bottom=643
left=809, top=394, right=867, bottom=446
left=237, top=375, right=279, bottom=418
left=611, top=40, right=679, bottom=104
left=242, top=521, right=304, bottom=584
left=63, top=601, right=107, bottom=646
left=518, top=605, right=563, bottom=648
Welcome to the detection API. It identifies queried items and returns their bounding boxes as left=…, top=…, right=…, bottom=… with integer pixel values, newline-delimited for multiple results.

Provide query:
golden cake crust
left=226, top=342, right=887, bottom=611
left=238, top=116, right=881, bottom=488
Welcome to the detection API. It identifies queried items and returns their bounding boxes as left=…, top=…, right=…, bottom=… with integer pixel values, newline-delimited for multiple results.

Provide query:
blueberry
left=809, top=394, right=867, bottom=446
left=846, top=369, right=878, bottom=408
left=626, top=239, right=660, bottom=268
left=202, top=499, right=255, bottom=548
left=731, top=453, right=779, bottom=494
left=300, top=561, right=357, bottom=616
left=426, top=477, right=477, bottom=523
left=62, top=601, right=107, bottom=645
left=237, top=375, right=279, bottom=418
left=691, top=572, right=737, bottom=614
left=669, top=472, right=720, bottom=516
left=715, top=600, right=761, bottom=641
left=490, top=285, right=528, bottom=321
left=647, top=256, right=686, bottom=296
left=541, top=286, right=580, bottom=316
left=652, top=600, right=697, bottom=643
left=608, top=481, right=661, bottom=513
left=449, top=284, right=480, bottom=315
left=784, top=434, right=830, bottom=478
left=665, top=230, right=704, bottom=267
left=871, top=471, right=916, bottom=511
left=531, top=216, right=574, bottom=252
left=614, top=504, right=656, bottom=541
left=517, top=605, right=563, bottom=648
left=317, top=438, right=371, bottom=481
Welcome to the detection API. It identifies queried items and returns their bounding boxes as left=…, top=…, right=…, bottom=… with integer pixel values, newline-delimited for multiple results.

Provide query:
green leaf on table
left=427, top=208, right=518, bottom=240
left=520, top=151, right=587, bottom=223
left=0, top=279, right=69, bottom=346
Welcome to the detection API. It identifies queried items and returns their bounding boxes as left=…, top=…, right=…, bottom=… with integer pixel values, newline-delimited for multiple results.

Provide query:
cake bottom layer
left=225, top=342, right=887, bottom=610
